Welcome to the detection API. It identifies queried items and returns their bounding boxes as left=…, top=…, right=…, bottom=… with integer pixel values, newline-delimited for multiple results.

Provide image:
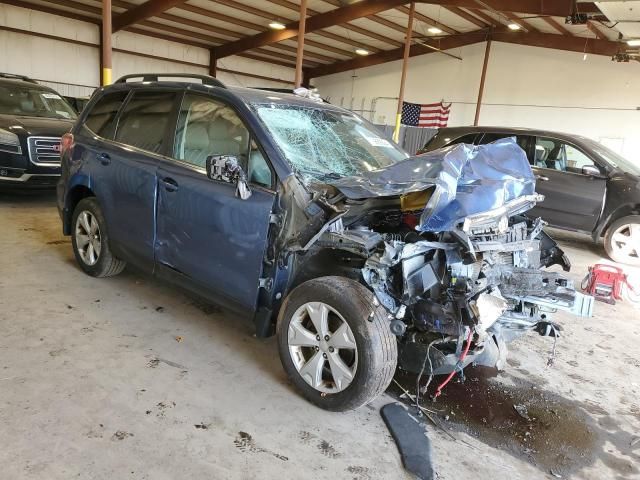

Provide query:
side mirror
left=582, top=165, right=602, bottom=177
left=205, top=155, right=252, bottom=200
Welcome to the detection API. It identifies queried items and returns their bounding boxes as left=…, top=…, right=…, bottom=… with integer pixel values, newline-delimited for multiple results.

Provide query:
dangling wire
left=415, top=338, right=439, bottom=407
left=433, top=328, right=473, bottom=400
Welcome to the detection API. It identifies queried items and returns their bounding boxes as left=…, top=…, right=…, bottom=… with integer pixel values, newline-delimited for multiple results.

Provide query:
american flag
left=401, top=100, right=451, bottom=128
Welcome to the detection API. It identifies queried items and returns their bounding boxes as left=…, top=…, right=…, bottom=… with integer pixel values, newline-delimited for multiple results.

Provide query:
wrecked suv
left=57, top=74, right=593, bottom=411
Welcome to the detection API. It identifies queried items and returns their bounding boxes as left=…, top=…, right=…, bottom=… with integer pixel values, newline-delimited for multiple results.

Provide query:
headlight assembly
left=0, top=128, right=22, bottom=154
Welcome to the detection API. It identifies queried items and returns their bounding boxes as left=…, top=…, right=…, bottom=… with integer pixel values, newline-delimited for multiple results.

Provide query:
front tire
left=71, top=197, right=126, bottom=277
left=604, top=215, right=640, bottom=266
left=277, top=276, right=397, bottom=411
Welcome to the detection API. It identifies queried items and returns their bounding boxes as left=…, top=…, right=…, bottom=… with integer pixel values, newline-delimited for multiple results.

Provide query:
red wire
left=433, top=328, right=474, bottom=399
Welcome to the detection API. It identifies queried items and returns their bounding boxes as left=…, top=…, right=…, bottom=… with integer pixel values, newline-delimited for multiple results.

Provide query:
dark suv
left=422, top=126, right=640, bottom=265
left=57, top=74, right=592, bottom=411
left=0, top=73, right=77, bottom=189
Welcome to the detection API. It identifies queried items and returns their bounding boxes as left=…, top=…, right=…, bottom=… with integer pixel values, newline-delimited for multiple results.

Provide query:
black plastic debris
left=381, top=402, right=435, bottom=480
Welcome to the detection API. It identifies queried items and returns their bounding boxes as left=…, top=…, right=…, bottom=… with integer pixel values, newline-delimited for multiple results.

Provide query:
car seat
left=181, top=123, right=211, bottom=168
left=209, top=120, right=242, bottom=157
left=535, top=146, right=548, bottom=168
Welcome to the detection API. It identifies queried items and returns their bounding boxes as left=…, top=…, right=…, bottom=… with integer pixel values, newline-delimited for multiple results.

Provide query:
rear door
left=87, top=89, right=179, bottom=270
left=527, top=136, right=606, bottom=232
left=155, top=92, right=276, bottom=311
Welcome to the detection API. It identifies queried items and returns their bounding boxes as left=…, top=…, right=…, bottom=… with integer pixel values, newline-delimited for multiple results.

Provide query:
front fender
left=593, top=202, right=640, bottom=240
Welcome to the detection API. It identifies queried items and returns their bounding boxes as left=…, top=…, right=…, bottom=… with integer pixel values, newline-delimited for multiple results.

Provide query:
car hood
left=328, top=137, right=537, bottom=232
left=0, top=114, right=75, bottom=137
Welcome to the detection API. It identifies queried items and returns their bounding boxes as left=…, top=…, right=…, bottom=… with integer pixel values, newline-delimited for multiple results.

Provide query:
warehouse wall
left=0, top=4, right=293, bottom=98
left=315, top=41, right=640, bottom=160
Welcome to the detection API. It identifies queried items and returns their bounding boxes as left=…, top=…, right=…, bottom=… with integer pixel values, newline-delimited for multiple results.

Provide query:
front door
left=528, top=136, right=607, bottom=233
left=155, top=93, right=276, bottom=311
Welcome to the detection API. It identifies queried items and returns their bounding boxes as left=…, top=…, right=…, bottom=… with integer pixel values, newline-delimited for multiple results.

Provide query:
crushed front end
left=308, top=138, right=594, bottom=377
left=359, top=199, right=593, bottom=377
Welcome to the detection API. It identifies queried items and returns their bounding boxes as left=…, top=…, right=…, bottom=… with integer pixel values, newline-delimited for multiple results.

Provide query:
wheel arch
left=287, top=247, right=368, bottom=293
left=255, top=247, right=369, bottom=339
left=63, top=184, right=96, bottom=235
left=593, top=203, right=640, bottom=240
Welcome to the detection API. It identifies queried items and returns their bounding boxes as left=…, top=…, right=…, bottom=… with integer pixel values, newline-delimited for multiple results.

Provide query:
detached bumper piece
left=381, top=403, right=435, bottom=480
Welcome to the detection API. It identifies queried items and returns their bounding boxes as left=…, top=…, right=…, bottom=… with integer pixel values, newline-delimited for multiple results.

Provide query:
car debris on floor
left=381, top=402, right=435, bottom=480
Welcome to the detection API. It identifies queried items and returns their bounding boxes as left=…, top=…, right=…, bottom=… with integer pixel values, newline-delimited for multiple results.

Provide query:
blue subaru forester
left=57, top=74, right=591, bottom=411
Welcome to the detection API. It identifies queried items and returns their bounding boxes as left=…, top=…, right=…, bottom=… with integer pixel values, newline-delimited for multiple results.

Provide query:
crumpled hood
left=328, top=137, right=536, bottom=232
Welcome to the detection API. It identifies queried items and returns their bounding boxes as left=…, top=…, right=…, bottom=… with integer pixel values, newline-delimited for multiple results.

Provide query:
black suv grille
left=28, top=137, right=61, bottom=166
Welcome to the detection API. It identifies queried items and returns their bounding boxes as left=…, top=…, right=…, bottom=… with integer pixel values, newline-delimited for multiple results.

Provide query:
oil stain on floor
left=392, top=367, right=639, bottom=479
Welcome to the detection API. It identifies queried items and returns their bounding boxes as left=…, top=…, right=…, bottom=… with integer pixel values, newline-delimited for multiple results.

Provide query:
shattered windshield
left=254, top=104, right=409, bottom=182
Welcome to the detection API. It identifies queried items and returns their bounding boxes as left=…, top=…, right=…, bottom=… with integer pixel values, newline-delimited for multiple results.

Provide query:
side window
left=477, top=133, right=529, bottom=152
left=173, top=94, right=273, bottom=187
left=84, top=91, right=129, bottom=139
left=114, top=90, right=177, bottom=154
left=247, top=139, right=272, bottom=188
left=535, top=137, right=596, bottom=173
left=564, top=144, right=597, bottom=173
left=174, top=94, right=249, bottom=169
left=475, top=133, right=532, bottom=163
left=449, top=133, right=478, bottom=146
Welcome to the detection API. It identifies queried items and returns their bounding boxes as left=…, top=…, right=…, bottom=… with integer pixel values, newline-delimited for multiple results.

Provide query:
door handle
left=161, top=177, right=179, bottom=192
left=96, top=152, right=111, bottom=165
left=536, top=174, right=549, bottom=182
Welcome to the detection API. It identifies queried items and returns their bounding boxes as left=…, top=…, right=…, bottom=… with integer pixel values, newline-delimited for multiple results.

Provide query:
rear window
left=84, top=91, right=129, bottom=139
left=114, top=90, right=177, bottom=154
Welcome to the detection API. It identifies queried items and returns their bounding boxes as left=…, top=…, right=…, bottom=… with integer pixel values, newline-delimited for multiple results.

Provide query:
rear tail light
left=60, top=132, right=74, bottom=157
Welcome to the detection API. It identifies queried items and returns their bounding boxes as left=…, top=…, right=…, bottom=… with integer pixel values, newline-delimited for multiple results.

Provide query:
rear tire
left=277, top=276, right=397, bottom=411
left=604, top=215, right=640, bottom=266
left=71, top=197, right=126, bottom=277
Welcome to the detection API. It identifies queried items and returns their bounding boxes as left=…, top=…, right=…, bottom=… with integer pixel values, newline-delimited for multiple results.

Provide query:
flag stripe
left=401, top=100, right=451, bottom=128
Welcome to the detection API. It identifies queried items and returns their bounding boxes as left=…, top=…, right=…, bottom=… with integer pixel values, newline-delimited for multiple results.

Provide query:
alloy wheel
left=287, top=301, right=358, bottom=394
left=75, top=211, right=102, bottom=266
left=610, top=223, right=640, bottom=262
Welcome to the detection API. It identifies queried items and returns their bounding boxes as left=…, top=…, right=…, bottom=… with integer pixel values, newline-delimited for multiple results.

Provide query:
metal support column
left=209, top=50, right=217, bottom=77
left=474, top=39, right=492, bottom=126
left=392, top=2, right=415, bottom=143
left=101, top=0, right=113, bottom=85
left=294, top=0, right=308, bottom=88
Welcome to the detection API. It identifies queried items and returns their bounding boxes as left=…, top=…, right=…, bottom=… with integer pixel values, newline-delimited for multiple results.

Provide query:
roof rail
left=114, top=73, right=225, bottom=88
left=0, top=72, right=38, bottom=84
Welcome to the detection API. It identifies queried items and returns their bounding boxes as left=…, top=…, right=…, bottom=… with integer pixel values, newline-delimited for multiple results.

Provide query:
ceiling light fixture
left=428, top=27, right=443, bottom=34
left=355, top=48, right=370, bottom=56
left=627, top=39, right=640, bottom=47
left=268, top=21, right=286, bottom=30
left=508, top=23, right=522, bottom=31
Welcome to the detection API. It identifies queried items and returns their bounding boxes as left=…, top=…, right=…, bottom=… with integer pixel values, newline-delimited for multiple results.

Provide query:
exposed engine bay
left=279, top=138, right=594, bottom=378
left=324, top=198, right=593, bottom=377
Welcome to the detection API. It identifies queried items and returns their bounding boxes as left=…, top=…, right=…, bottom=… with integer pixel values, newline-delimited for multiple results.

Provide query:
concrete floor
left=1, top=191, right=639, bottom=480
